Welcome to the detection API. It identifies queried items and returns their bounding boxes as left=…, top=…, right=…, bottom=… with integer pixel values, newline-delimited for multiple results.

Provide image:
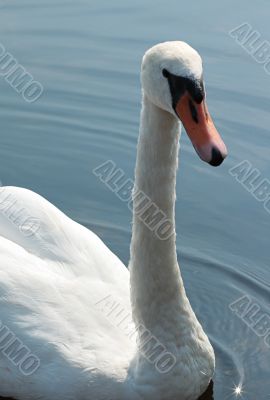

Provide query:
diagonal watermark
left=229, top=294, right=270, bottom=349
left=0, top=42, right=43, bottom=103
left=92, top=160, right=174, bottom=241
left=229, top=160, right=270, bottom=216
left=0, top=320, right=40, bottom=376
left=229, top=22, right=270, bottom=75
left=95, top=294, right=176, bottom=374
left=0, top=183, right=40, bottom=237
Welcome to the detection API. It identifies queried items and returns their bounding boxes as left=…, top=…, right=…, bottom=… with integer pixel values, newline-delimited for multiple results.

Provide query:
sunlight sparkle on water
left=234, top=385, right=243, bottom=397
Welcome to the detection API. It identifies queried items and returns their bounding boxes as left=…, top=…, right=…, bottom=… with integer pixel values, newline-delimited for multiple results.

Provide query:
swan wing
left=0, top=186, right=127, bottom=280
left=0, top=187, right=136, bottom=399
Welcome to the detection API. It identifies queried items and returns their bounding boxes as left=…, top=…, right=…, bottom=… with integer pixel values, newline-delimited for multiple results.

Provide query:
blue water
left=0, top=0, right=269, bottom=398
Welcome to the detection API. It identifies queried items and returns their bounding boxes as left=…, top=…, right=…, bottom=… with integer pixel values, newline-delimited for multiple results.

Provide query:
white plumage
left=0, top=42, right=217, bottom=400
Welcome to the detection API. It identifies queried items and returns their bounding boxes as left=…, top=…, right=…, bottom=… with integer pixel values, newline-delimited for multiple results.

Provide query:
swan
left=0, top=41, right=227, bottom=400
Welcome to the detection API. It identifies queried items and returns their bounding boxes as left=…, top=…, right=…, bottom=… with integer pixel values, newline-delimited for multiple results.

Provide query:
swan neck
left=129, top=94, right=184, bottom=330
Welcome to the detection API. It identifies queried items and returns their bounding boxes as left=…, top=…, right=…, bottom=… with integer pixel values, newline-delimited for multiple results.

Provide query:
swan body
left=0, top=41, right=227, bottom=400
left=0, top=187, right=136, bottom=399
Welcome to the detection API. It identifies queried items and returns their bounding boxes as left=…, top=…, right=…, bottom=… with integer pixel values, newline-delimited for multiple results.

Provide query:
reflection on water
left=0, top=0, right=269, bottom=398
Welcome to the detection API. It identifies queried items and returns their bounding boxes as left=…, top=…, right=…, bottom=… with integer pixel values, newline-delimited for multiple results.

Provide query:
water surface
left=0, top=0, right=269, bottom=398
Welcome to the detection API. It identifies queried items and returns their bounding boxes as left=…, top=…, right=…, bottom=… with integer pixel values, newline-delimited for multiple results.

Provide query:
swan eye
left=162, top=68, right=169, bottom=78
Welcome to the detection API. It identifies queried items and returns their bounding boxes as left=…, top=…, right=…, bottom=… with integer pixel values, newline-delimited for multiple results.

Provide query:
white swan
left=0, top=41, right=227, bottom=400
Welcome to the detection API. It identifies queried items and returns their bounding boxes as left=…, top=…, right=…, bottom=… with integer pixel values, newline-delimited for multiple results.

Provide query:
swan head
left=141, top=41, right=227, bottom=166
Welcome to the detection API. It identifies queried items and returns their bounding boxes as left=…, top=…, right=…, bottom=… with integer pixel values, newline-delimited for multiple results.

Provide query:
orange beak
left=176, top=92, right=227, bottom=166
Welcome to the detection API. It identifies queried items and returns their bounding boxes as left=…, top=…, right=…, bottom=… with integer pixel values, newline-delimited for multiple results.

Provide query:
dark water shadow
left=0, top=398, right=14, bottom=400
left=0, top=381, right=214, bottom=400
left=198, top=380, right=214, bottom=400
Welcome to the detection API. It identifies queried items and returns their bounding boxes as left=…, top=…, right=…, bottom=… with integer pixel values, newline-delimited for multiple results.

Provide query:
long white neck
left=127, top=94, right=214, bottom=399
left=129, top=93, right=188, bottom=343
